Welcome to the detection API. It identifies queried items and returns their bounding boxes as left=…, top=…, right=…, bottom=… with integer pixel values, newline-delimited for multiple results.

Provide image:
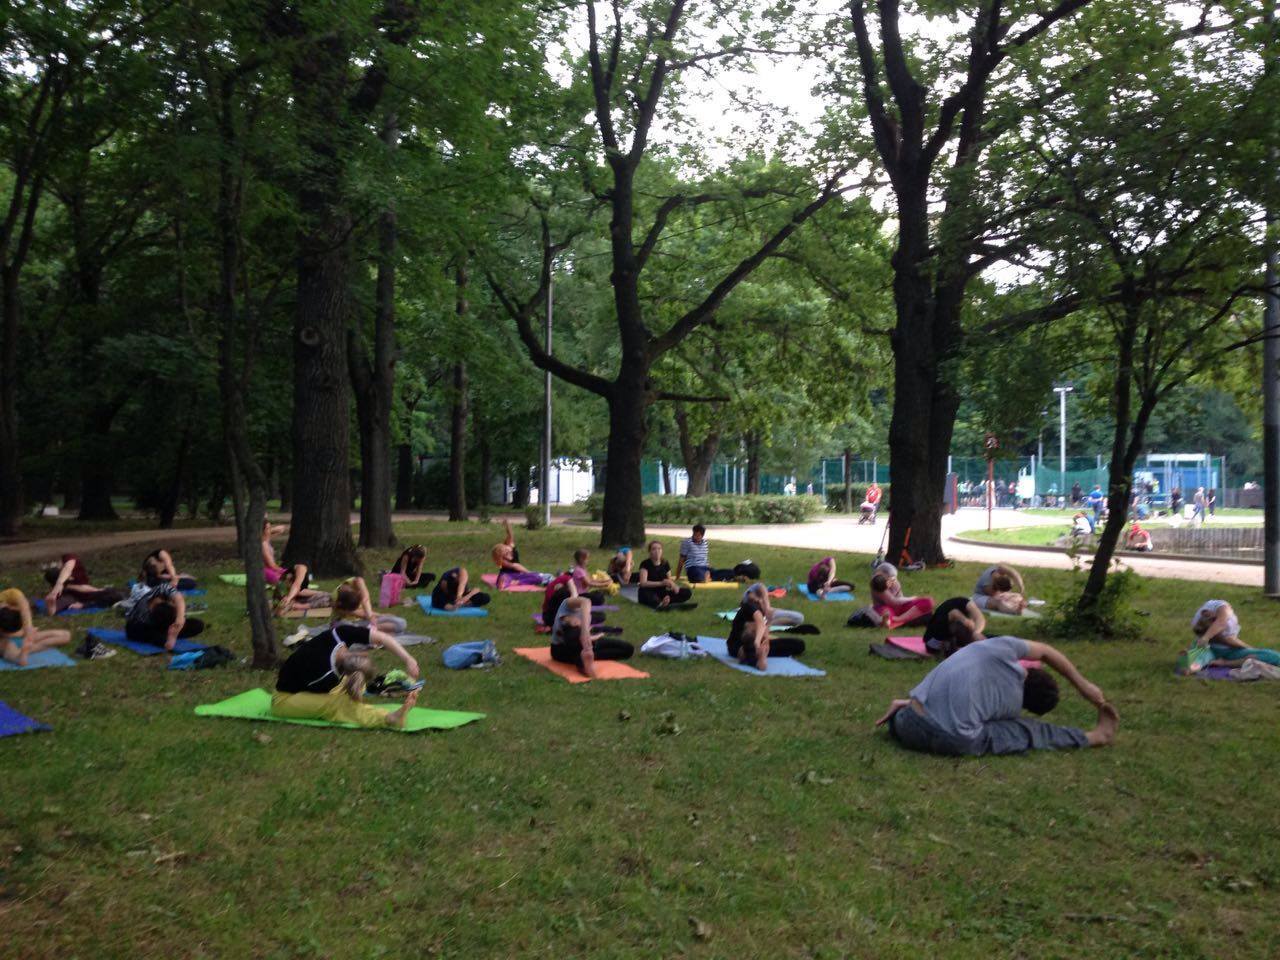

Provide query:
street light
left=1053, top=384, right=1074, bottom=509
left=542, top=269, right=553, bottom=528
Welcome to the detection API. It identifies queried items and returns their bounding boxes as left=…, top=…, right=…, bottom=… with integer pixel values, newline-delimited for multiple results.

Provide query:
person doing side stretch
left=870, top=571, right=934, bottom=628
left=272, top=621, right=420, bottom=728
left=972, top=564, right=1027, bottom=615
left=42, top=554, right=124, bottom=612
left=0, top=588, right=71, bottom=666
left=549, top=595, right=633, bottom=679
left=122, top=582, right=205, bottom=650
left=727, top=585, right=806, bottom=671
left=390, top=545, right=436, bottom=588
left=922, top=597, right=986, bottom=658
left=138, top=549, right=197, bottom=591
left=431, top=567, right=490, bottom=611
left=876, top=636, right=1119, bottom=756
left=491, top=519, right=549, bottom=587
left=807, top=556, right=854, bottom=599
left=637, top=541, right=693, bottom=609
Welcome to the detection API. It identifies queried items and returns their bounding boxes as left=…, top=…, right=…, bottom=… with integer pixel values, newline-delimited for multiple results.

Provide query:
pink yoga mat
left=480, top=573, right=543, bottom=592
left=513, top=647, right=649, bottom=683
left=887, top=636, right=1039, bottom=669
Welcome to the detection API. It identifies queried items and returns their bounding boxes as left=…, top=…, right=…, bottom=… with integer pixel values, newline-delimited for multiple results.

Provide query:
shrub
left=582, top=494, right=824, bottom=526
left=824, top=484, right=891, bottom=512
left=1042, top=567, right=1146, bottom=642
left=524, top=504, right=546, bottom=530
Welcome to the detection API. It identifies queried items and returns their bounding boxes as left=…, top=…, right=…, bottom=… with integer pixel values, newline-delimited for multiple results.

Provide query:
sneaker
left=89, top=642, right=117, bottom=660
left=282, top=626, right=309, bottom=648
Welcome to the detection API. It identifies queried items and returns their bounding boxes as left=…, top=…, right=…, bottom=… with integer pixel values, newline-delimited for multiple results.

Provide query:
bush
left=524, top=504, right=546, bottom=530
left=1042, top=567, right=1146, bottom=642
left=824, top=484, right=890, bottom=512
left=583, top=493, right=824, bottom=526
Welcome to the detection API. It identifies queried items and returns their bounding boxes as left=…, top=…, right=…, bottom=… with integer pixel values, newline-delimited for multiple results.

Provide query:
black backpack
left=733, top=561, right=761, bottom=580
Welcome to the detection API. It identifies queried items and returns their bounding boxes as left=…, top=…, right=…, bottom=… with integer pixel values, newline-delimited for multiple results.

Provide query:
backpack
left=733, top=561, right=761, bottom=580
left=167, top=645, right=235, bottom=670
left=379, top=572, right=407, bottom=608
left=640, top=632, right=707, bottom=660
left=846, top=606, right=883, bottom=629
left=441, top=639, right=500, bottom=670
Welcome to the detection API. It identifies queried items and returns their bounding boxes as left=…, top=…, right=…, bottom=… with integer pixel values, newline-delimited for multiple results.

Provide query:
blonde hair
left=338, top=652, right=377, bottom=701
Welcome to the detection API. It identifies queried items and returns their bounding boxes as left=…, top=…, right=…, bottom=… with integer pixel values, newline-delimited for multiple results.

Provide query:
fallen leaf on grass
left=689, top=916, right=713, bottom=941
left=252, top=731, right=273, bottom=744
left=795, top=770, right=834, bottom=786
left=154, top=851, right=187, bottom=866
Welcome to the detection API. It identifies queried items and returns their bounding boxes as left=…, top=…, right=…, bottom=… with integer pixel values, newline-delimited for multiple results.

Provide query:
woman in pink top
left=807, top=557, right=854, bottom=599
left=870, top=570, right=934, bottom=627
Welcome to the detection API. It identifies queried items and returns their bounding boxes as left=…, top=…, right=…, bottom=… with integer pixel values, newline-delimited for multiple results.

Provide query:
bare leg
left=1086, top=703, right=1119, bottom=747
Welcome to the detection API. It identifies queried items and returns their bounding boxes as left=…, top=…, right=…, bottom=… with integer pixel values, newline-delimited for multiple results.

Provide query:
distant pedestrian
left=1071, top=481, right=1082, bottom=506
left=1192, top=487, right=1206, bottom=524
left=1208, top=488, right=1217, bottom=518
left=1086, top=485, right=1104, bottom=524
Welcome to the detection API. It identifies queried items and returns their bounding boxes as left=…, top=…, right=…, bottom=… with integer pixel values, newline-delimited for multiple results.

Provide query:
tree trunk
left=396, top=443, right=413, bottom=510
left=78, top=406, right=122, bottom=521
left=745, top=431, right=761, bottom=494
left=662, top=460, right=673, bottom=496
left=675, top=407, right=719, bottom=497
left=843, top=447, right=853, bottom=513
left=448, top=359, right=468, bottom=521
left=599, top=385, right=648, bottom=546
left=0, top=272, right=21, bottom=535
left=158, top=411, right=194, bottom=529
left=479, top=436, right=492, bottom=508
left=513, top=469, right=530, bottom=508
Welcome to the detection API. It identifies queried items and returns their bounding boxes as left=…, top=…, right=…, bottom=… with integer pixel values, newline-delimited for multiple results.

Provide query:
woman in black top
left=727, top=584, right=806, bottom=670
left=391, top=545, right=435, bottom=588
left=921, top=597, right=986, bottom=657
left=636, top=541, right=693, bottom=610
left=272, top=622, right=420, bottom=728
left=430, top=567, right=490, bottom=610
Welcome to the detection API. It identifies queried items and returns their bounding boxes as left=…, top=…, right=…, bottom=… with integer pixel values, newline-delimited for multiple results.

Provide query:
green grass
left=3, top=522, right=1280, bottom=958
left=966, top=523, right=1262, bottom=549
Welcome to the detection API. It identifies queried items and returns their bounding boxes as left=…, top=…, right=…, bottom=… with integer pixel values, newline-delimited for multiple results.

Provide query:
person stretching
left=637, top=541, right=694, bottom=610
left=972, top=564, right=1028, bottom=615
left=42, top=554, right=124, bottom=612
left=431, top=567, right=490, bottom=611
left=870, top=571, right=934, bottom=627
left=876, top=635, right=1119, bottom=756
left=922, top=597, right=986, bottom=658
left=138, top=549, right=197, bottom=591
left=390, top=545, right=436, bottom=588
left=272, top=620, right=420, bottom=728
left=807, top=556, right=854, bottom=599
left=122, top=581, right=205, bottom=650
left=0, top=588, right=72, bottom=666
left=549, top=594, right=634, bottom=679
left=727, top=585, right=807, bottom=671
left=261, top=521, right=311, bottom=595
left=607, top=547, right=635, bottom=585
left=274, top=567, right=329, bottom=616
left=675, top=524, right=734, bottom=583
left=491, top=519, right=549, bottom=587
left=1186, top=601, right=1280, bottom=669
left=331, top=577, right=409, bottom=634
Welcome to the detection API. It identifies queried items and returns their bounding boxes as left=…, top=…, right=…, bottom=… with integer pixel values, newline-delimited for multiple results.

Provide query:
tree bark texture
left=396, top=444, right=413, bottom=510
left=448, top=263, right=469, bottom=522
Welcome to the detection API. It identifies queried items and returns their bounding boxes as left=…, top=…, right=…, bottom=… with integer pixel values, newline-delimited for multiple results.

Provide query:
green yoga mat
left=219, top=573, right=247, bottom=586
left=194, top=688, right=484, bottom=732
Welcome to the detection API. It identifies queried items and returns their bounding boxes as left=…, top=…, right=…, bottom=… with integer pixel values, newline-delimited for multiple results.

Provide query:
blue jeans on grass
left=889, top=704, right=1087, bottom=756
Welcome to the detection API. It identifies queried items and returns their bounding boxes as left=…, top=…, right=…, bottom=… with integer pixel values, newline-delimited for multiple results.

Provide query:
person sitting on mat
left=675, top=524, right=734, bottom=583
left=807, top=556, right=854, bottom=599
left=431, top=566, right=490, bottom=611
left=875, top=635, right=1119, bottom=756
left=1125, top=522, right=1154, bottom=552
left=139, top=549, right=197, bottom=591
left=274, top=566, right=329, bottom=615
left=740, top=582, right=805, bottom=628
left=607, top=546, right=635, bottom=584
left=1187, top=600, right=1280, bottom=669
left=122, top=581, right=205, bottom=650
left=922, top=597, right=986, bottom=657
left=972, top=564, right=1027, bottom=615
left=272, top=620, right=420, bottom=729
left=859, top=482, right=882, bottom=524
left=870, top=571, right=934, bottom=628
left=261, top=521, right=312, bottom=594
left=490, top=519, right=549, bottom=587
left=331, top=577, right=409, bottom=634
left=42, top=554, right=125, bottom=613
left=638, top=541, right=694, bottom=610
left=549, top=594, right=633, bottom=679
left=727, top=587, right=807, bottom=671
left=570, top=549, right=610, bottom=603
left=1, top=588, right=72, bottom=666
left=390, top=544, right=435, bottom=588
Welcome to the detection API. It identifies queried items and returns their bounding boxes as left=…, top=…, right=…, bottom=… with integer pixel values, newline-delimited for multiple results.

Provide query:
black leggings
left=808, top=579, right=854, bottom=594
left=734, top=635, right=806, bottom=662
left=550, top=637, right=634, bottom=665
left=58, top=586, right=125, bottom=611
left=638, top=586, right=693, bottom=608
left=432, top=587, right=491, bottom=609
left=125, top=617, right=205, bottom=646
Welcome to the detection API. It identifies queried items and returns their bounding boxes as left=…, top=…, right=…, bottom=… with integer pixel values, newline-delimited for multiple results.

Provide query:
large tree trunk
left=0, top=273, right=21, bottom=535
left=843, top=446, right=853, bottom=513
left=599, top=383, right=648, bottom=546
left=513, top=469, right=530, bottom=508
left=78, top=403, right=123, bottom=521
left=745, top=431, right=761, bottom=494
left=448, top=360, right=468, bottom=521
left=158, top=411, right=194, bottom=529
left=478, top=436, right=491, bottom=509
left=675, top=407, right=719, bottom=497
left=396, top=443, right=413, bottom=510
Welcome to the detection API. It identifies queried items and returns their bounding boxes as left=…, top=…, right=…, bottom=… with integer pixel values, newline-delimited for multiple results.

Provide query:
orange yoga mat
left=513, top=646, right=650, bottom=683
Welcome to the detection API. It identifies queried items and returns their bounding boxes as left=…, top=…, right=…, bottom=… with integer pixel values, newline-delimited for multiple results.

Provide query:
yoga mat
left=686, top=581, right=740, bottom=590
left=415, top=596, right=489, bottom=618
left=886, top=634, right=1040, bottom=669
left=513, top=647, right=649, bottom=683
left=30, top=600, right=110, bottom=616
left=279, top=607, right=329, bottom=619
left=987, top=608, right=1043, bottom=620
left=194, top=688, right=484, bottom=732
left=0, top=701, right=51, bottom=737
left=125, top=581, right=206, bottom=596
left=618, top=586, right=640, bottom=603
left=712, top=610, right=793, bottom=630
left=480, top=573, right=543, bottom=593
left=0, top=649, right=76, bottom=671
left=87, top=628, right=206, bottom=657
left=219, top=573, right=247, bottom=586
left=797, top=584, right=856, bottom=602
left=695, top=636, right=825, bottom=677
left=869, top=642, right=925, bottom=661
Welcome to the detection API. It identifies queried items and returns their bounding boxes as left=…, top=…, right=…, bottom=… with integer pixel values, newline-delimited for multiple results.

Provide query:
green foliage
left=583, top=493, right=823, bottom=526
left=523, top=503, right=545, bottom=530
left=1043, top=567, right=1147, bottom=643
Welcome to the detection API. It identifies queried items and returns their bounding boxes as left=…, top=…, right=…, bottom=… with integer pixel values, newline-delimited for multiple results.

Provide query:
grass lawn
left=2, top=521, right=1279, bottom=958
left=966, top=523, right=1262, bottom=550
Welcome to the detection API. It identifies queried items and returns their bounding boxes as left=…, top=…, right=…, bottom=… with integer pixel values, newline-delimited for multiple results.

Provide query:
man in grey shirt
left=875, top=636, right=1118, bottom=756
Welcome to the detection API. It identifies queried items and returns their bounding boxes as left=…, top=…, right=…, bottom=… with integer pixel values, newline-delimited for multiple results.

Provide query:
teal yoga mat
left=416, top=596, right=489, bottom=618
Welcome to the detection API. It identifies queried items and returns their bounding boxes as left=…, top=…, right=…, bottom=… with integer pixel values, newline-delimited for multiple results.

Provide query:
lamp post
left=1053, top=385, right=1074, bottom=509
left=542, top=270, right=553, bottom=528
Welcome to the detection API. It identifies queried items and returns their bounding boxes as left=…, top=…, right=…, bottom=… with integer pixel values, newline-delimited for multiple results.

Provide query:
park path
left=0, top=508, right=1262, bottom=586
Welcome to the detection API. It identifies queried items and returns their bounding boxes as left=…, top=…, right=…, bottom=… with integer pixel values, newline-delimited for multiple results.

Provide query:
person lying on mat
left=272, top=621, right=420, bottom=729
left=42, top=554, right=125, bottom=613
left=972, top=564, right=1027, bottom=615
left=0, top=588, right=72, bottom=666
left=675, top=524, right=735, bottom=583
left=261, top=521, right=311, bottom=594
left=550, top=595, right=633, bottom=679
left=391, top=544, right=435, bottom=588
left=607, top=546, right=635, bottom=585
left=922, top=597, right=986, bottom=658
left=138, top=549, right=197, bottom=591
left=431, top=567, right=490, bottom=611
left=274, top=566, right=329, bottom=615
left=875, top=636, right=1119, bottom=756
left=638, top=541, right=694, bottom=610
left=1125, top=522, right=1153, bottom=552
left=1187, top=601, right=1280, bottom=668
left=807, top=556, right=854, bottom=599
left=870, top=571, right=934, bottom=628
left=122, top=581, right=205, bottom=650
left=727, top=587, right=807, bottom=671
left=331, top=577, right=409, bottom=634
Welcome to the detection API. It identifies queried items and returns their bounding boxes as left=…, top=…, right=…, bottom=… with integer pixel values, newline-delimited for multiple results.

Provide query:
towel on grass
left=87, top=627, right=206, bottom=657
left=987, top=608, right=1043, bottom=620
left=513, top=647, right=649, bottom=683
left=415, top=595, right=489, bottom=618
left=797, top=584, right=856, bottom=602
left=0, top=701, right=51, bottom=737
left=0, top=649, right=76, bottom=671
left=695, top=635, right=825, bottom=677
left=30, top=600, right=110, bottom=616
left=194, top=688, right=484, bottom=732
left=480, top=573, right=543, bottom=593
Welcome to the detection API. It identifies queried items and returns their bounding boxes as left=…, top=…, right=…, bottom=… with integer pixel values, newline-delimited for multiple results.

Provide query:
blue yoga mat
left=87, top=628, right=206, bottom=656
left=0, top=701, right=51, bottom=737
left=125, top=581, right=206, bottom=596
left=416, top=596, right=489, bottom=618
left=796, top=584, right=856, bottom=602
left=695, top=635, right=825, bottom=677
left=30, top=599, right=111, bottom=616
left=0, top=649, right=76, bottom=671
